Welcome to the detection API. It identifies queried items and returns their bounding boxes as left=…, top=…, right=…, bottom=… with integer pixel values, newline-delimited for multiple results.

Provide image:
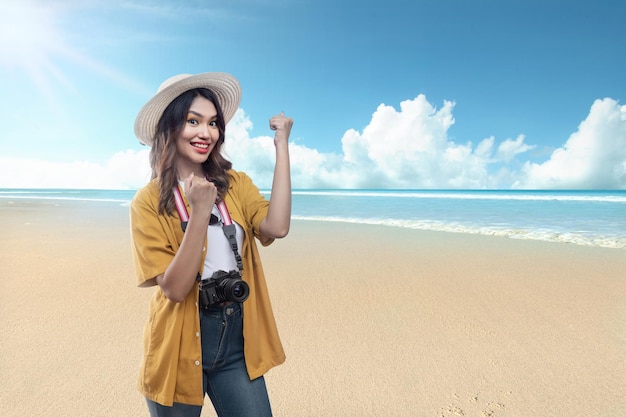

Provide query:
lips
left=191, top=141, right=210, bottom=154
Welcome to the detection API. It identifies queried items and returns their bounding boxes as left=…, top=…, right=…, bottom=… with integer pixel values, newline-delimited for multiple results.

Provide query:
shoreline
left=1, top=199, right=625, bottom=416
left=2, top=196, right=626, bottom=251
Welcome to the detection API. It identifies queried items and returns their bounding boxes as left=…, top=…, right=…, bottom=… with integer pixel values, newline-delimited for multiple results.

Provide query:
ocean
left=1, top=188, right=625, bottom=249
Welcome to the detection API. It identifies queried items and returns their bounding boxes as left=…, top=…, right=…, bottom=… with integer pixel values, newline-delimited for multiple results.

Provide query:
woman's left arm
left=260, top=112, right=293, bottom=239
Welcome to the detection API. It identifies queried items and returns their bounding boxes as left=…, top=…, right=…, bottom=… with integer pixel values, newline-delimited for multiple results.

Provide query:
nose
left=197, top=123, right=211, bottom=139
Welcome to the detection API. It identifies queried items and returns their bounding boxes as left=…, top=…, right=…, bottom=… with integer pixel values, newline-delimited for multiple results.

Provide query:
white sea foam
left=290, top=190, right=626, bottom=203
left=0, top=195, right=129, bottom=204
left=4, top=188, right=624, bottom=249
left=292, top=215, right=626, bottom=249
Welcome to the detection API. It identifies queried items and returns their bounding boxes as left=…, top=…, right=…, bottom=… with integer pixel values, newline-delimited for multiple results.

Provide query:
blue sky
left=0, top=0, right=624, bottom=189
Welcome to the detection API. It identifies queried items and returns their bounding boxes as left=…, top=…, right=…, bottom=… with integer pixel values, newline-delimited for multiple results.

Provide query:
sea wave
left=0, top=190, right=70, bottom=194
left=0, top=195, right=130, bottom=204
left=290, top=190, right=626, bottom=203
left=292, top=215, right=626, bottom=249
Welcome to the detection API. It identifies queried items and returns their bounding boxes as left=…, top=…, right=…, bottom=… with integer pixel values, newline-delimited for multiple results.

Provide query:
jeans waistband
left=199, top=301, right=242, bottom=319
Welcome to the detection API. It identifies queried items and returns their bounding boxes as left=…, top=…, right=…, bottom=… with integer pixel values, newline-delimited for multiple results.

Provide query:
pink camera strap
left=172, top=183, right=243, bottom=274
left=173, top=184, right=233, bottom=226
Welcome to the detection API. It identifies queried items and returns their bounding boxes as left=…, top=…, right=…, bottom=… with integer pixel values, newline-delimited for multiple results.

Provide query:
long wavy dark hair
left=149, top=88, right=232, bottom=215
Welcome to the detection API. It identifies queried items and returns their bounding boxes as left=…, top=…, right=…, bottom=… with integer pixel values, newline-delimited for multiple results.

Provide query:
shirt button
left=196, top=332, right=200, bottom=337
left=195, top=360, right=200, bottom=366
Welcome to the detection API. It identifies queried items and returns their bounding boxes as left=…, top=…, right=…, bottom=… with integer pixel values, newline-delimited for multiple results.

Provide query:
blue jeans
left=146, top=303, right=273, bottom=417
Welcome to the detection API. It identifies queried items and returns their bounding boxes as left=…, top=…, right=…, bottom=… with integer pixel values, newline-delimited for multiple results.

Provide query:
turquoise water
left=1, top=188, right=625, bottom=249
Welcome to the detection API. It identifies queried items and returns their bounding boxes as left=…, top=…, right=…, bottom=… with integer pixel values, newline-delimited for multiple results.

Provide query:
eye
left=187, top=118, right=199, bottom=126
left=209, top=120, right=218, bottom=127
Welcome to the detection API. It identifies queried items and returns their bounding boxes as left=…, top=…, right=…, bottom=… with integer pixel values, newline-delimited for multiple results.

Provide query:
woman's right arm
left=156, top=174, right=216, bottom=302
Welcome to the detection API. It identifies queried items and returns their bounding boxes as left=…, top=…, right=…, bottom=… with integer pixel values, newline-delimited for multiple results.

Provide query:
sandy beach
left=1, top=198, right=625, bottom=417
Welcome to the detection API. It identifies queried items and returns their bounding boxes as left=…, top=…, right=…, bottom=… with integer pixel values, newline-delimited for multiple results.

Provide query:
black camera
left=199, top=270, right=249, bottom=308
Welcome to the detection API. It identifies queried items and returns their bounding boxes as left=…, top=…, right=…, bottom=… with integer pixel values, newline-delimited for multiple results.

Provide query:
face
left=175, top=96, right=220, bottom=176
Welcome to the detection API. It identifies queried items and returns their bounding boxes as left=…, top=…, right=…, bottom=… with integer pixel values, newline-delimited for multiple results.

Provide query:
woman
left=130, top=72, right=293, bottom=417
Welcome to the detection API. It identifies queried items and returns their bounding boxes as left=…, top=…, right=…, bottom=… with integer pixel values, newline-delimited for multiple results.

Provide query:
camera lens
left=221, top=278, right=249, bottom=303
left=233, top=284, right=245, bottom=298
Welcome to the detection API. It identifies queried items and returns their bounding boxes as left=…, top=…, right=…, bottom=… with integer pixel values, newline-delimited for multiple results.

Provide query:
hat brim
left=134, top=72, right=241, bottom=146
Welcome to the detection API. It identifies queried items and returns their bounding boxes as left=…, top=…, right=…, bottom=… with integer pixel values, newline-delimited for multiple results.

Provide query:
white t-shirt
left=201, top=203, right=245, bottom=280
left=177, top=182, right=244, bottom=280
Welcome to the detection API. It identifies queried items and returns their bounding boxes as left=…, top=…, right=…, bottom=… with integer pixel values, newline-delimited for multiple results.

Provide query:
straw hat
left=134, top=72, right=241, bottom=146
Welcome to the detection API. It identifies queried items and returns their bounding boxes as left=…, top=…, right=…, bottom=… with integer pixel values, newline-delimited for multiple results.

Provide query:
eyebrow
left=188, top=110, right=217, bottom=119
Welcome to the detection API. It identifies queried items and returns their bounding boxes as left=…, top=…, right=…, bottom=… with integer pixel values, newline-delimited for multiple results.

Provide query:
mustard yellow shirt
left=130, top=170, right=285, bottom=406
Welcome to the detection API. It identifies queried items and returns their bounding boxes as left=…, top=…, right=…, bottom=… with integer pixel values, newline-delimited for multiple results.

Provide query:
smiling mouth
left=191, top=142, right=209, bottom=150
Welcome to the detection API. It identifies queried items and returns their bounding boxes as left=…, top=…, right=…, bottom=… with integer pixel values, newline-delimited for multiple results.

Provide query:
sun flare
left=0, top=2, right=67, bottom=74
left=0, top=1, right=146, bottom=98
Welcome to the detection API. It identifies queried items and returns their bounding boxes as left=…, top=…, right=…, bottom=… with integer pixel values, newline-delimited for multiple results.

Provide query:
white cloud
left=515, top=98, right=626, bottom=189
left=1, top=96, right=624, bottom=190
left=224, top=110, right=348, bottom=188
left=496, top=135, right=535, bottom=162
left=0, top=149, right=151, bottom=189
left=226, top=96, right=539, bottom=189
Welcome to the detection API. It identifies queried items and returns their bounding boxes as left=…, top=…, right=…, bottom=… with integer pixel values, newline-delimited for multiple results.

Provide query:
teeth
left=192, top=143, right=208, bottom=149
